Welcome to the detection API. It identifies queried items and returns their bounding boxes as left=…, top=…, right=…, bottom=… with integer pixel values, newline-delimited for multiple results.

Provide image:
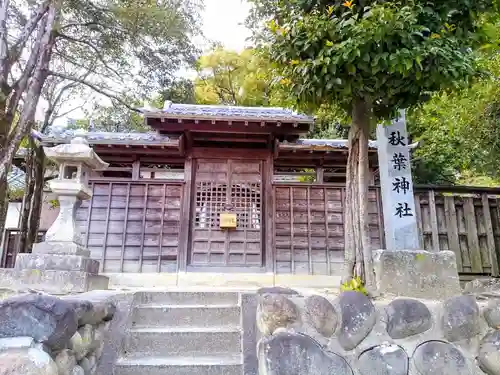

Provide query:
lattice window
left=194, top=182, right=261, bottom=230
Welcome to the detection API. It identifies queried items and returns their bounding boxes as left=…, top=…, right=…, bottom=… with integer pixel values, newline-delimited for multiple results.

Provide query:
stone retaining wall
left=0, top=291, right=116, bottom=375
left=256, top=288, right=500, bottom=375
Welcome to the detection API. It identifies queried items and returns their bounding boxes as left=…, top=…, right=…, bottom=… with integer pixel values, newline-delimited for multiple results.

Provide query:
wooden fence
left=2, top=183, right=499, bottom=279
left=273, top=184, right=383, bottom=275
left=75, top=181, right=184, bottom=273
left=414, top=186, right=500, bottom=277
left=1, top=229, right=46, bottom=268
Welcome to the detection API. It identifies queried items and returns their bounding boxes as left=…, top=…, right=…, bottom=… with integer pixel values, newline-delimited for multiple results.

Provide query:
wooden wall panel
left=415, top=190, right=500, bottom=276
left=76, top=181, right=183, bottom=273
left=273, top=184, right=382, bottom=275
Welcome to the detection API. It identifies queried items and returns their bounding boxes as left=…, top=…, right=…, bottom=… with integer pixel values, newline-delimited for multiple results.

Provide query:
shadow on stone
left=413, top=340, right=472, bottom=375
left=358, top=343, right=409, bottom=375
left=258, top=331, right=353, bottom=375
left=386, top=298, right=432, bottom=339
left=336, top=291, right=376, bottom=350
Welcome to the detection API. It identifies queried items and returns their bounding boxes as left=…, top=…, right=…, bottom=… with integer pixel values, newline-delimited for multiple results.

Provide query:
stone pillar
left=0, top=137, right=110, bottom=294
left=375, top=110, right=420, bottom=250
left=374, top=112, right=461, bottom=299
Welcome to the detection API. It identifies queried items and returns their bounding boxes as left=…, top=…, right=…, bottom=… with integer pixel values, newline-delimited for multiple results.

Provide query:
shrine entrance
left=188, top=158, right=264, bottom=269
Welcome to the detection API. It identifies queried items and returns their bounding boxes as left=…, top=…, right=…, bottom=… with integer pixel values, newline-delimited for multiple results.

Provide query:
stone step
left=131, top=304, right=241, bottom=328
left=114, top=355, right=242, bottom=375
left=124, top=327, right=242, bottom=357
left=136, top=291, right=240, bottom=306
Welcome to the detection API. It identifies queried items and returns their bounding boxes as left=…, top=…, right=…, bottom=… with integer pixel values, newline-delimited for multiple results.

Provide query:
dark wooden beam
left=147, top=118, right=311, bottom=135
left=190, top=147, right=271, bottom=160
left=94, top=147, right=182, bottom=156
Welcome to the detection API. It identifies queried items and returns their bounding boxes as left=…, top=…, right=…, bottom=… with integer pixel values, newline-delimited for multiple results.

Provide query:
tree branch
left=0, top=0, right=11, bottom=87
left=57, top=33, right=122, bottom=78
left=47, top=71, right=141, bottom=112
left=10, top=0, right=50, bottom=65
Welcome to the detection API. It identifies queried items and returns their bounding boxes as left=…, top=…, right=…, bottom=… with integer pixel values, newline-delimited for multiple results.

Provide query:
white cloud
left=198, top=0, right=251, bottom=52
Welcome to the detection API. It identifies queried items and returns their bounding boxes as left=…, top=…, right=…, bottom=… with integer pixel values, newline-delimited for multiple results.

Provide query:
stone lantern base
left=0, top=241, right=109, bottom=295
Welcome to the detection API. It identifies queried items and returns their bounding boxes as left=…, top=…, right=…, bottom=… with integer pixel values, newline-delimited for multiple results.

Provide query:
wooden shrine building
left=34, top=103, right=500, bottom=282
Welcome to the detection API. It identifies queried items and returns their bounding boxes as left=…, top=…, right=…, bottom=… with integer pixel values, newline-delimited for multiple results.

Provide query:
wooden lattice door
left=190, top=159, right=263, bottom=267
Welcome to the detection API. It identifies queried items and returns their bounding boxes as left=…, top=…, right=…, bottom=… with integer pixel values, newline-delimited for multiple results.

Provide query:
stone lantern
left=41, top=137, right=107, bottom=248
left=0, top=137, right=111, bottom=294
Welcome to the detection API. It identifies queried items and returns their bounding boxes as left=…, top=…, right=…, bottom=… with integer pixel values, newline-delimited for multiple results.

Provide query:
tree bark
left=0, top=4, right=57, bottom=184
left=343, top=98, right=375, bottom=289
left=0, top=174, right=8, bottom=253
left=17, top=143, right=34, bottom=254
left=26, top=144, right=45, bottom=252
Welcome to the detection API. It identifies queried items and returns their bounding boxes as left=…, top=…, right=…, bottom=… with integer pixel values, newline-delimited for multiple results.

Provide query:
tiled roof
left=140, top=102, right=315, bottom=123
left=42, top=128, right=177, bottom=146
left=7, top=166, right=25, bottom=190
left=284, top=139, right=378, bottom=149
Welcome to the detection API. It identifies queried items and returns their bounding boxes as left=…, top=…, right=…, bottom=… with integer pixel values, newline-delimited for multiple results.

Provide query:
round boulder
left=305, top=295, right=338, bottom=337
left=478, top=330, right=500, bottom=375
left=69, top=332, right=86, bottom=361
left=386, top=298, right=432, bottom=339
left=77, top=325, right=95, bottom=360
left=257, top=294, right=299, bottom=335
left=0, top=294, right=78, bottom=351
left=78, top=357, right=91, bottom=375
left=442, top=295, right=480, bottom=342
left=336, top=291, right=376, bottom=351
left=64, top=300, right=94, bottom=327
left=358, top=343, right=408, bottom=375
left=55, top=349, right=76, bottom=375
left=0, top=348, right=58, bottom=375
left=258, top=331, right=353, bottom=375
left=483, top=300, right=500, bottom=329
left=413, top=340, right=472, bottom=375
left=72, top=365, right=85, bottom=375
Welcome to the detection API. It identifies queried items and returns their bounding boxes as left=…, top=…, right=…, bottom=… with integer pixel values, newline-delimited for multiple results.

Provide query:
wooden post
left=177, top=157, right=193, bottom=271
left=464, top=198, right=482, bottom=273
left=482, top=193, right=499, bottom=276
left=132, top=160, right=140, bottom=180
left=428, top=190, right=440, bottom=251
left=315, top=167, right=324, bottom=183
left=444, top=195, right=463, bottom=272
left=264, top=156, right=275, bottom=273
left=102, top=182, right=113, bottom=272
left=120, top=183, right=131, bottom=273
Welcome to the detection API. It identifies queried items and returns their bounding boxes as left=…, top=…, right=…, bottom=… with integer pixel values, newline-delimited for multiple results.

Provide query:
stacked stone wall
left=0, top=292, right=116, bottom=375
left=256, top=289, right=500, bottom=375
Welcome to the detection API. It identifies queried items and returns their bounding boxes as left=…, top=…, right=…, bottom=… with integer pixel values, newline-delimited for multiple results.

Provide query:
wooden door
left=190, top=159, right=263, bottom=267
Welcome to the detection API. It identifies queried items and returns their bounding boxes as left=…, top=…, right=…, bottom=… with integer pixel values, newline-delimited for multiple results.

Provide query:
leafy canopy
left=249, top=0, right=495, bottom=119
left=194, top=47, right=290, bottom=107
left=409, top=51, right=500, bottom=185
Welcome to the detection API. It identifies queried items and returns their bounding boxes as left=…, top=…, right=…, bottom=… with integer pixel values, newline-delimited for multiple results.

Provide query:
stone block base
left=14, top=253, right=99, bottom=274
left=0, top=269, right=109, bottom=295
left=32, top=241, right=90, bottom=257
left=373, top=249, right=461, bottom=300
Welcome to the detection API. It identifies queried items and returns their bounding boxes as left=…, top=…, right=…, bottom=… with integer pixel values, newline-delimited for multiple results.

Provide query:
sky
left=48, top=0, right=252, bottom=126
left=200, top=0, right=251, bottom=52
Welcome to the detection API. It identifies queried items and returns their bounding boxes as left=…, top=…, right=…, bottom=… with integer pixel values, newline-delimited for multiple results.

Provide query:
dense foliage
left=249, top=0, right=495, bottom=119
left=247, top=0, right=498, bottom=285
left=409, top=52, right=500, bottom=185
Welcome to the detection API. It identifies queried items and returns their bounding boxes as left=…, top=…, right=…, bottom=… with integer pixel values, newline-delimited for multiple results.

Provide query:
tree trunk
left=26, top=144, right=45, bottom=252
left=343, top=98, right=375, bottom=289
left=17, top=143, right=34, bottom=254
left=0, top=174, right=8, bottom=253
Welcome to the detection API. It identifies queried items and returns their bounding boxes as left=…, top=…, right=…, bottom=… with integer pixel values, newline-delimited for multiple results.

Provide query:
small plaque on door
left=220, top=213, right=237, bottom=228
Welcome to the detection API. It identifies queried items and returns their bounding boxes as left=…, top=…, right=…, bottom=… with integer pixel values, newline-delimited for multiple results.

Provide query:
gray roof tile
left=42, top=128, right=176, bottom=145
left=141, top=103, right=315, bottom=122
